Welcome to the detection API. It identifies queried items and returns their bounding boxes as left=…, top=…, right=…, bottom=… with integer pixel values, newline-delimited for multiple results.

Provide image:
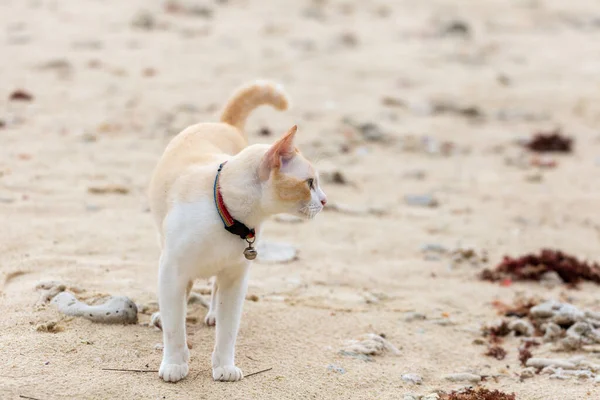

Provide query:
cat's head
left=259, top=125, right=327, bottom=219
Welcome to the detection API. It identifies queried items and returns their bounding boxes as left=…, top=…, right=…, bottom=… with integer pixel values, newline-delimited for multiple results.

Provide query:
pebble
left=321, top=170, right=348, bottom=185
left=526, top=358, right=577, bottom=370
left=421, top=243, right=448, bottom=254
left=327, top=364, right=346, bottom=374
left=595, top=375, right=600, bottom=383
left=401, top=373, right=423, bottom=385
left=543, top=322, right=562, bottom=342
left=131, top=10, right=156, bottom=30
left=508, top=319, right=534, bottom=337
left=520, top=367, right=536, bottom=380
left=338, top=350, right=372, bottom=362
left=530, top=300, right=561, bottom=318
left=430, top=318, right=455, bottom=326
left=404, top=312, right=427, bottom=322
left=404, top=194, right=439, bottom=208
left=403, top=169, right=427, bottom=180
left=357, top=122, right=388, bottom=142
left=440, top=20, right=470, bottom=37
left=443, top=373, right=481, bottom=383
left=553, top=303, right=586, bottom=326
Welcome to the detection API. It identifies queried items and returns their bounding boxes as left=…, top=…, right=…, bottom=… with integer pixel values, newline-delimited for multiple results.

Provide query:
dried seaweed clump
left=492, top=297, right=539, bottom=318
left=480, top=249, right=600, bottom=286
left=485, top=345, right=507, bottom=360
left=440, top=388, right=516, bottom=400
left=482, top=320, right=511, bottom=343
left=525, top=130, right=572, bottom=153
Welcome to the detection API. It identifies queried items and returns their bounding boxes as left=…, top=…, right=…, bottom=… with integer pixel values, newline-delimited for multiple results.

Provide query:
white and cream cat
left=148, top=81, right=327, bottom=383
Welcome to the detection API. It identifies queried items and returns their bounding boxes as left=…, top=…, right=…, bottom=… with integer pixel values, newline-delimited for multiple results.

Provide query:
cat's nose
left=320, top=197, right=327, bottom=206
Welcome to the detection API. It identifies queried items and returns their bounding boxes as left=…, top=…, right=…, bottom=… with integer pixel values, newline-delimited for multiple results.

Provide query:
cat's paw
left=151, top=312, right=162, bottom=330
left=212, top=365, right=243, bottom=382
left=159, top=361, right=189, bottom=382
left=204, top=312, right=216, bottom=326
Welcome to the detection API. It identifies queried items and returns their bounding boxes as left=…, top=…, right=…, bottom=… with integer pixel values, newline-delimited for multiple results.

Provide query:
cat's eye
left=306, top=178, right=314, bottom=189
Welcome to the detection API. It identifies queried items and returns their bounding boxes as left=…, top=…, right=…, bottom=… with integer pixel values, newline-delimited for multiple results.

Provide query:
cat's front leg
left=158, top=252, right=190, bottom=382
left=212, top=263, right=249, bottom=382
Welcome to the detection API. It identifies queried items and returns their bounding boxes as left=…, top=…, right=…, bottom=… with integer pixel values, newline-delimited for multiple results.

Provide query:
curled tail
left=220, top=80, right=290, bottom=131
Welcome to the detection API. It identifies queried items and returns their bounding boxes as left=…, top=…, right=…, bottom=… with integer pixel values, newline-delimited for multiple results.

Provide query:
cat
left=148, top=80, right=327, bottom=383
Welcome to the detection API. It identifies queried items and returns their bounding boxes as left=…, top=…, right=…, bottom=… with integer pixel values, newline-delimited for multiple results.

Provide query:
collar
left=213, top=162, right=256, bottom=241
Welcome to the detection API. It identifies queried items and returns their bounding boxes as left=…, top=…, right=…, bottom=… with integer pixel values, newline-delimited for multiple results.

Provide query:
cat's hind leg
left=151, top=280, right=193, bottom=331
left=204, top=278, right=218, bottom=326
left=157, top=252, right=190, bottom=382
left=212, top=263, right=249, bottom=382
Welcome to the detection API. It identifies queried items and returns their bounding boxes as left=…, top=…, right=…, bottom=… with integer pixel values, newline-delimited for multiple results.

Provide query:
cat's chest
left=164, top=198, right=259, bottom=277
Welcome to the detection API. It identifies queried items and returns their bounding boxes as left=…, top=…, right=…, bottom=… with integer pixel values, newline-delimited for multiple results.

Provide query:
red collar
left=213, top=162, right=255, bottom=240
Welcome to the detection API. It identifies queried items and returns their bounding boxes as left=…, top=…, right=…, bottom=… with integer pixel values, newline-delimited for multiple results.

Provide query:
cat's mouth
left=299, top=204, right=323, bottom=219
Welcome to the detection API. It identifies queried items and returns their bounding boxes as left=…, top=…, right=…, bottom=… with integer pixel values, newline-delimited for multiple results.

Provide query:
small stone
left=357, top=122, right=388, bottom=142
left=552, top=303, right=585, bottom=326
left=35, top=321, right=63, bottom=333
left=421, top=243, right=447, bottom=254
left=404, top=312, right=427, bottom=322
left=440, top=20, right=470, bottom=37
left=423, top=395, right=440, bottom=400
left=401, top=373, right=423, bottom=385
left=526, top=358, right=577, bottom=370
left=530, top=300, right=561, bottom=319
left=430, top=318, right=455, bottom=326
left=404, top=194, right=439, bottom=208
left=322, top=170, right=348, bottom=185
left=403, top=169, right=427, bottom=180
left=87, top=185, right=130, bottom=195
left=595, top=375, right=600, bottom=383
left=443, top=373, right=481, bottom=383
left=246, top=294, right=259, bottom=302
left=509, top=319, right=535, bottom=337
left=338, top=350, right=373, bottom=362
left=525, top=173, right=543, bottom=183
left=9, top=89, right=34, bottom=102
left=327, top=364, right=346, bottom=374
left=543, top=322, right=563, bottom=342
left=131, top=10, right=155, bottom=30
left=472, top=338, right=486, bottom=345
left=520, top=367, right=536, bottom=380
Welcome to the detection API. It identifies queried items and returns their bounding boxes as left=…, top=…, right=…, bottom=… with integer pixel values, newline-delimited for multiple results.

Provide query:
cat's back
left=149, top=122, right=245, bottom=228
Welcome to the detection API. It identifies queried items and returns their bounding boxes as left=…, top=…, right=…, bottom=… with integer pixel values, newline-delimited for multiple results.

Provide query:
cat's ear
left=259, top=125, right=298, bottom=180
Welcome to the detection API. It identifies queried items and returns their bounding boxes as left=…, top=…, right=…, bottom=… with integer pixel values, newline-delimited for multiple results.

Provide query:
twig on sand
left=245, top=367, right=273, bottom=378
left=20, top=395, right=43, bottom=400
left=101, top=368, right=158, bottom=373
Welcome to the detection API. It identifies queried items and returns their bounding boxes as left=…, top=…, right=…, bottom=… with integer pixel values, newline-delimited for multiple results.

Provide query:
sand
left=2, top=0, right=600, bottom=399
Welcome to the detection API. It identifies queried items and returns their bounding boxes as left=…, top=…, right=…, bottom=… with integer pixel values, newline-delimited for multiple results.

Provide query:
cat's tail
left=220, top=80, right=290, bottom=132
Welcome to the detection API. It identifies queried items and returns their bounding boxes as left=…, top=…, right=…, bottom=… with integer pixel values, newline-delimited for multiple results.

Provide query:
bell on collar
left=244, top=245, right=258, bottom=260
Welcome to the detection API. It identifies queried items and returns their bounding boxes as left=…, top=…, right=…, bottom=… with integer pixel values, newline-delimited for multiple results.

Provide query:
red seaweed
left=480, top=249, right=600, bottom=286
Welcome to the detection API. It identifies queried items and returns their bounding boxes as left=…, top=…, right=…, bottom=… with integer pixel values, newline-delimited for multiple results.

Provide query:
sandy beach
left=2, top=0, right=600, bottom=399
